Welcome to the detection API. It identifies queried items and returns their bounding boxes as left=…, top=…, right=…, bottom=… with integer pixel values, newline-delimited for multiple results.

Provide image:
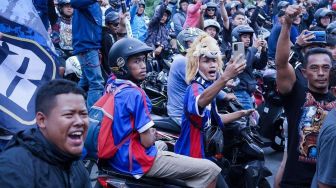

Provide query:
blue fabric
left=130, top=4, right=148, bottom=42
left=71, top=0, right=102, bottom=54
left=268, top=23, right=299, bottom=59
left=167, top=55, right=188, bottom=125
left=175, top=82, right=223, bottom=159
left=105, top=77, right=157, bottom=177
left=77, top=50, right=104, bottom=108
left=235, top=90, right=254, bottom=110
left=0, top=139, right=10, bottom=153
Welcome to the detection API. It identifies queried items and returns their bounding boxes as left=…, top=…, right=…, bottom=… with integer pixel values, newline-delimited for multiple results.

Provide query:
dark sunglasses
left=207, top=8, right=216, bottom=11
left=107, top=22, right=120, bottom=27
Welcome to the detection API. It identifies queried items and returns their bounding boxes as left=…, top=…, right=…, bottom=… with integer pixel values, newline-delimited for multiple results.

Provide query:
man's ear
left=36, top=112, right=47, bottom=129
left=302, top=68, right=308, bottom=79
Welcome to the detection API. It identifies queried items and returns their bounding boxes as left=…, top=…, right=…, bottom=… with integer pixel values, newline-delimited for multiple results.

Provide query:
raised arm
left=70, top=0, right=96, bottom=9
left=275, top=5, right=301, bottom=95
left=189, top=0, right=202, bottom=14
left=219, top=0, right=229, bottom=30
left=198, top=55, right=246, bottom=108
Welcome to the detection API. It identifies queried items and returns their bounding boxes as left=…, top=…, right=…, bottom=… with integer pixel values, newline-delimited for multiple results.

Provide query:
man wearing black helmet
left=275, top=5, right=336, bottom=187
left=103, top=37, right=221, bottom=188
left=231, top=24, right=268, bottom=110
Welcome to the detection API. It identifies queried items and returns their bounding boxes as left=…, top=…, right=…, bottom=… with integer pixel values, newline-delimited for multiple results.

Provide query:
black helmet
left=105, top=11, right=119, bottom=24
left=109, top=38, right=153, bottom=80
left=206, top=2, right=217, bottom=9
left=326, top=21, right=336, bottom=46
left=277, top=1, right=290, bottom=11
left=245, top=4, right=256, bottom=11
left=232, top=25, right=254, bottom=42
left=204, top=19, right=221, bottom=33
left=177, top=27, right=204, bottom=53
left=314, top=8, right=333, bottom=21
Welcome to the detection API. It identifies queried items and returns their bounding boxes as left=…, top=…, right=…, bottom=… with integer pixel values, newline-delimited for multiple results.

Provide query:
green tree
left=145, top=0, right=160, bottom=18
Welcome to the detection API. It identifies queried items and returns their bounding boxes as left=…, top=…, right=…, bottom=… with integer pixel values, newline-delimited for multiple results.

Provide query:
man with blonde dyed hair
left=175, top=34, right=254, bottom=159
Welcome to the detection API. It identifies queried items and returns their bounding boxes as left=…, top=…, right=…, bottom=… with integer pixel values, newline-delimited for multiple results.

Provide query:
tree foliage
left=145, top=0, right=160, bottom=18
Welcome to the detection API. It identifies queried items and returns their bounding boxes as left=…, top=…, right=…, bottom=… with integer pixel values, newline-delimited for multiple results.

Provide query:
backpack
left=84, top=83, right=136, bottom=159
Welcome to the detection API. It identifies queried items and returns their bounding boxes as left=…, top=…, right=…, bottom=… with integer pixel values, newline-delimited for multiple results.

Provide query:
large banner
left=0, top=0, right=58, bottom=133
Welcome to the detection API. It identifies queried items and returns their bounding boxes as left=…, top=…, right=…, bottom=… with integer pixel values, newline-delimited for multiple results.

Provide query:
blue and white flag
left=0, top=0, right=58, bottom=133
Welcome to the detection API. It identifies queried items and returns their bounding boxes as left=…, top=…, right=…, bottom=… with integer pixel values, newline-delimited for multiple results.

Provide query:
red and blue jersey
left=105, top=77, right=157, bottom=178
left=174, top=82, right=223, bottom=158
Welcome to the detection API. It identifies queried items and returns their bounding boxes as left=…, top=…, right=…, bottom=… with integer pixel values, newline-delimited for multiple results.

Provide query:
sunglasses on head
left=207, top=8, right=216, bottom=11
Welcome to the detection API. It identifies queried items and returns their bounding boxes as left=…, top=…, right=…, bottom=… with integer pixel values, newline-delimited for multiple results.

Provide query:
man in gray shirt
left=311, top=108, right=336, bottom=188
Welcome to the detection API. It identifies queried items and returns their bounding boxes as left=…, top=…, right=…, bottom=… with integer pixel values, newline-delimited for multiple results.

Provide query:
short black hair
left=232, top=11, right=245, bottom=19
left=35, top=79, right=86, bottom=116
left=330, top=66, right=336, bottom=87
left=302, top=47, right=333, bottom=67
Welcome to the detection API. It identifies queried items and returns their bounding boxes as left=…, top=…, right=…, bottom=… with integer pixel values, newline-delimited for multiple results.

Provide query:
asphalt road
left=264, top=147, right=284, bottom=187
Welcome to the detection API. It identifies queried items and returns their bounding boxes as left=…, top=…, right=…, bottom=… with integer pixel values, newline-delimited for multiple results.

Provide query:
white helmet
left=64, top=56, right=82, bottom=78
left=204, top=19, right=221, bottom=33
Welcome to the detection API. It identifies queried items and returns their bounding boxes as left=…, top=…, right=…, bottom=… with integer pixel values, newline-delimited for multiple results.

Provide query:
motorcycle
left=255, top=68, right=286, bottom=152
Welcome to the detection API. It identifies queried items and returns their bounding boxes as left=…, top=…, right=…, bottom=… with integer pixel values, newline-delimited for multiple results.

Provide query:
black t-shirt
left=281, top=81, right=336, bottom=187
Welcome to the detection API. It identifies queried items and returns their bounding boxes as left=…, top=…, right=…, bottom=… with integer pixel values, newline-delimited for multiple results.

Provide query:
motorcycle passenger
left=0, top=79, right=91, bottom=187
left=168, top=28, right=205, bottom=126
left=203, top=19, right=225, bottom=53
left=325, top=21, right=336, bottom=64
left=51, top=0, right=73, bottom=59
left=231, top=25, right=268, bottom=109
left=130, top=0, right=148, bottom=42
left=174, top=34, right=254, bottom=159
left=105, top=37, right=221, bottom=188
left=172, top=0, right=188, bottom=36
left=310, top=8, right=333, bottom=31
left=101, top=11, right=120, bottom=81
left=221, top=11, right=247, bottom=59
left=145, top=0, right=172, bottom=71
left=275, top=5, right=336, bottom=187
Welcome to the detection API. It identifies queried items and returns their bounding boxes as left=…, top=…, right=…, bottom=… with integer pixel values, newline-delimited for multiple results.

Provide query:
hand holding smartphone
left=232, top=42, right=245, bottom=63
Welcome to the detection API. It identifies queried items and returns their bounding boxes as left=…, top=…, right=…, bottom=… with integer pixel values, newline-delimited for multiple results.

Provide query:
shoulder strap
left=96, top=83, right=131, bottom=159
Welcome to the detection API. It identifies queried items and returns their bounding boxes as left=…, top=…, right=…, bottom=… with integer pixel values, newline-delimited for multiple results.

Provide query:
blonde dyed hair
left=185, top=34, right=223, bottom=84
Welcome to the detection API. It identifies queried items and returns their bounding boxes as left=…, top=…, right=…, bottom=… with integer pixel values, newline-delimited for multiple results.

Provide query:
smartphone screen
left=232, top=42, right=245, bottom=62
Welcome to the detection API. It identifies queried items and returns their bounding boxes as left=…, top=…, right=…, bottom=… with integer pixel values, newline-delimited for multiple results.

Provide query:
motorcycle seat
left=98, top=165, right=190, bottom=187
left=151, top=114, right=181, bottom=134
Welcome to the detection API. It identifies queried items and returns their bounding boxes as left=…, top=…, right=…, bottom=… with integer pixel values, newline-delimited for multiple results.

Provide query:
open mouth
left=208, top=70, right=216, bottom=77
left=68, top=131, right=84, bottom=145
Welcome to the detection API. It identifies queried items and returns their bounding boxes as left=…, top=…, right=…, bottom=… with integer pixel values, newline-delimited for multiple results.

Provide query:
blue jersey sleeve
left=185, top=83, right=205, bottom=117
left=126, top=89, right=154, bottom=133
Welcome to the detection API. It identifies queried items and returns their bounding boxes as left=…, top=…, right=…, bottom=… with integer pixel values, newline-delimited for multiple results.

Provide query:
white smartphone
left=232, top=42, right=245, bottom=62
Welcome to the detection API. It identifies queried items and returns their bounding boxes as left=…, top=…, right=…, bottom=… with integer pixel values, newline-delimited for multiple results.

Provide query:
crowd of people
left=0, top=0, right=336, bottom=187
